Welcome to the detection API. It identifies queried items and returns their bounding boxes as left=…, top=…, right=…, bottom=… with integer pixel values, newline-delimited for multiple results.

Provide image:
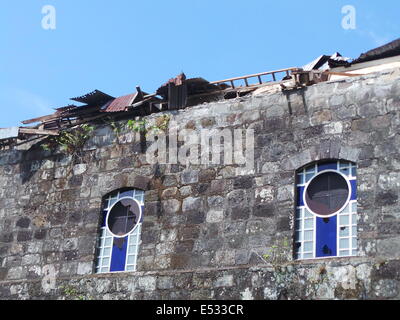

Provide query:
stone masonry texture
left=0, top=69, right=400, bottom=300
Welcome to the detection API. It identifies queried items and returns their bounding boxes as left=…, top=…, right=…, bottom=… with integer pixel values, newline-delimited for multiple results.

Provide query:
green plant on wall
left=255, top=238, right=333, bottom=299
left=262, top=237, right=291, bottom=267
left=109, top=120, right=124, bottom=144
left=42, top=124, right=94, bottom=160
left=151, top=114, right=171, bottom=134
left=127, top=114, right=171, bottom=137
left=127, top=118, right=147, bottom=134
left=307, top=265, right=330, bottom=293
left=59, top=285, right=92, bottom=301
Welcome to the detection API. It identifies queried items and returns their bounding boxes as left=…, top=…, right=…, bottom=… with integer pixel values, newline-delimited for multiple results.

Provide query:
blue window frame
left=95, top=189, right=145, bottom=273
left=295, top=161, right=358, bottom=260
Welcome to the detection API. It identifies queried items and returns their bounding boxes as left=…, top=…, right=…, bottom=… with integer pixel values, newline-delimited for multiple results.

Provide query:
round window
left=106, top=197, right=142, bottom=237
left=304, top=170, right=351, bottom=217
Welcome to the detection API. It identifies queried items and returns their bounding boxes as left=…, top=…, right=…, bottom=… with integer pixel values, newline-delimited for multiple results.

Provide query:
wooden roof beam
left=19, top=128, right=59, bottom=136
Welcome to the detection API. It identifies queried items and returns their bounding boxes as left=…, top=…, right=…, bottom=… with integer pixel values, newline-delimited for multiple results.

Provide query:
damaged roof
left=302, top=53, right=351, bottom=71
left=102, top=93, right=139, bottom=113
left=1, top=38, right=400, bottom=149
left=70, top=90, right=115, bottom=106
left=353, top=38, right=400, bottom=64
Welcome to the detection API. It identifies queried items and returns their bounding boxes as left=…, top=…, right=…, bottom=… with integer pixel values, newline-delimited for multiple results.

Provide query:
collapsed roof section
left=0, top=68, right=298, bottom=148
left=1, top=38, right=399, bottom=149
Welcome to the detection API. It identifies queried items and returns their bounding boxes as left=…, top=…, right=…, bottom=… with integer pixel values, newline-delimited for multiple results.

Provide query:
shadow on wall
left=18, top=138, right=67, bottom=184
left=283, top=87, right=308, bottom=115
left=19, top=142, right=48, bottom=184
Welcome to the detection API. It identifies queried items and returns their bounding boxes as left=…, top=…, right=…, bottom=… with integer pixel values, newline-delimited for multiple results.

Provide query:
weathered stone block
left=181, top=170, right=199, bottom=185
left=214, top=274, right=234, bottom=288
left=157, top=276, right=174, bottom=290
left=138, top=276, right=157, bottom=291
left=182, top=197, right=203, bottom=213
left=17, top=231, right=32, bottom=242
left=206, top=210, right=224, bottom=223
left=161, top=199, right=181, bottom=215
left=77, top=262, right=93, bottom=275
left=16, top=217, right=31, bottom=229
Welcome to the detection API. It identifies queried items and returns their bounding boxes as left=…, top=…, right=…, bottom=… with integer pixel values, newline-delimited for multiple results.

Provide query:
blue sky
left=1, top=0, right=399, bottom=127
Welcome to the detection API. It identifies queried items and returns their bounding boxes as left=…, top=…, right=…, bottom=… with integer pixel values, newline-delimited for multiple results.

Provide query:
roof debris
left=70, top=90, right=115, bottom=105
left=1, top=38, right=399, bottom=149
left=302, top=53, right=351, bottom=71
left=103, top=93, right=142, bottom=113
left=353, top=38, right=400, bottom=64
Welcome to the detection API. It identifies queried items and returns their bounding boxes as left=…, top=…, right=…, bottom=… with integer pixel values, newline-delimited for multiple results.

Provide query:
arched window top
left=103, top=188, right=145, bottom=206
left=297, top=160, right=357, bottom=184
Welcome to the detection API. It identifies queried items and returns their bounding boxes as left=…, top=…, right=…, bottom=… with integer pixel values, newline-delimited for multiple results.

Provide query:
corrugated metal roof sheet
left=70, top=90, right=114, bottom=106
left=102, top=93, right=138, bottom=113
left=302, top=55, right=330, bottom=71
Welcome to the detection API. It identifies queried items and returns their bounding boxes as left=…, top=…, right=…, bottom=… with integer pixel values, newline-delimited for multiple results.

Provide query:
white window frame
left=95, top=189, right=145, bottom=274
left=295, top=160, right=358, bottom=260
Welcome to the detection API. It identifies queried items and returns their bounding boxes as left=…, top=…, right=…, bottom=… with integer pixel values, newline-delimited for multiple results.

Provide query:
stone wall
left=0, top=68, right=400, bottom=299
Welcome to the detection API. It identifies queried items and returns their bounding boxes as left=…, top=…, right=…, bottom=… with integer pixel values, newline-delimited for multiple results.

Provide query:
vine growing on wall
left=41, top=124, right=94, bottom=161
left=59, top=285, right=93, bottom=300
left=109, top=120, right=126, bottom=145
left=127, top=114, right=171, bottom=136
left=262, top=237, right=291, bottom=266
left=127, top=118, right=147, bottom=134
left=125, top=114, right=171, bottom=157
left=250, top=237, right=334, bottom=298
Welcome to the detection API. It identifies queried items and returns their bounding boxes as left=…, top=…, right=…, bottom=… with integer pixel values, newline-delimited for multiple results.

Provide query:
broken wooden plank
left=19, top=128, right=59, bottom=136
left=127, top=96, right=156, bottom=110
left=323, top=71, right=364, bottom=77
left=22, top=114, right=60, bottom=125
left=136, top=86, right=144, bottom=100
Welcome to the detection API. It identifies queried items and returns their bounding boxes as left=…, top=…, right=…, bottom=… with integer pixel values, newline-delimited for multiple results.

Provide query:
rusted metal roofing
left=163, top=73, right=186, bottom=87
left=156, top=73, right=226, bottom=110
left=102, top=93, right=138, bottom=113
left=70, top=90, right=114, bottom=106
left=156, top=74, right=222, bottom=99
left=10, top=38, right=400, bottom=151
left=156, top=73, right=187, bottom=98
